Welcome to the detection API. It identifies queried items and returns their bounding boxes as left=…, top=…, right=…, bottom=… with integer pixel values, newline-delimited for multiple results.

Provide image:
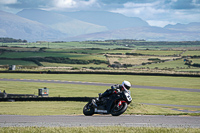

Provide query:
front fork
left=117, top=100, right=126, bottom=107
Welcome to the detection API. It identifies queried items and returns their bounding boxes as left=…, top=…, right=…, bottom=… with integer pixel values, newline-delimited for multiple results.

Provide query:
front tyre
left=83, top=102, right=94, bottom=116
left=111, top=102, right=128, bottom=116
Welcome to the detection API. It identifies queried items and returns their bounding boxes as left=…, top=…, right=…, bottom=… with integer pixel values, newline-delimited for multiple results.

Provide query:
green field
left=0, top=74, right=199, bottom=116
left=134, top=50, right=183, bottom=56
left=0, top=41, right=200, bottom=74
left=0, top=60, right=37, bottom=66
left=0, top=52, right=107, bottom=61
left=46, top=48, right=132, bottom=54
left=1, top=41, right=128, bottom=49
left=0, top=73, right=199, bottom=89
left=41, top=62, right=108, bottom=68
left=182, top=51, right=200, bottom=56
left=135, top=59, right=187, bottom=69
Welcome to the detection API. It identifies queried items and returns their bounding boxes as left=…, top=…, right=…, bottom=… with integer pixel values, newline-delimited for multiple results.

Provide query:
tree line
left=0, top=38, right=27, bottom=43
left=0, top=57, right=108, bottom=66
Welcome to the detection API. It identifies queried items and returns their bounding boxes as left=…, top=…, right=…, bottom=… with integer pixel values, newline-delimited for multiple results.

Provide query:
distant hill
left=164, top=22, right=200, bottom=32
left=67, top=26, right=200, bottom=41
left=0, top=10, right=65, bottom=41
left=1, top=9, right=199, bottom=42
left=62, top=11, right=149, bottom=30
left=17, top=9, right=108, bottom=36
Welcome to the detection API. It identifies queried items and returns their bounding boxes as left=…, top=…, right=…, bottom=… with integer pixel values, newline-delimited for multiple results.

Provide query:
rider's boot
left=91, top=99, right=98, bottom=107
left=98, top=93, right=103, bottom=100
left=91, top=93, right=103, bottom=107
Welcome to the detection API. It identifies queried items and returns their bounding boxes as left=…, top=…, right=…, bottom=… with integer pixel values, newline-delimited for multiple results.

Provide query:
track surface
left=0, top=78, right=200, bottom=128
left=0, top=115, right=199, bottom=128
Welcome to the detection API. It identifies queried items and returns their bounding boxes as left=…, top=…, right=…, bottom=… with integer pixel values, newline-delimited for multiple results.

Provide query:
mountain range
left=0, top=9, right=199, bottom=42
left=69, top=23, right=200, bottom=41
left=0, top=10, right=65, bottom=41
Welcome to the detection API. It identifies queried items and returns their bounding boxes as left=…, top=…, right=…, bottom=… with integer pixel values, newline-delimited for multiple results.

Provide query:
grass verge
left=0, top=73, right=199, bottom=89
left=0, top=101, right=197, bottom=116
left=0, top=126, right=200, bottom=133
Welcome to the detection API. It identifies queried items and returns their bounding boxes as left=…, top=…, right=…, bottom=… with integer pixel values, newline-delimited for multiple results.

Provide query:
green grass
left=191, top=58, right=200, bottom=64
left=182, top=51, right=200, bottom=56
left=0, top=101, right=182, bottom=116
left=0, top=47, right=40, bottom=52
left=108, top=55, right=179, bottom=66
left=0, top=73, right=199, bottom=89
left=0, top=52, right=107, bottom=61
left=0, top=74, right=199, bottom=116
left=0, top=101, right=85, bottom=115
left=0, top=60, right=37, bottom=66
left=177, top=68, right=200, bottom=72
left=133, top=88, right=200, bottom=106
left=1, top=126, right=199, bottom=133
left=0, top=81, right=106, bottom=97
left=41, top=62, right=108, bottom=68
left=135, top=59, right=187, bottom=69
left=1, top=42, right=129, bottom=49
left=0, top=73, right=199, bottom=116
left=1, top=80, right=199, bottom=106
left=45, top=48, right=132, bottom=54
left=134, top=50, right=183, bottom=56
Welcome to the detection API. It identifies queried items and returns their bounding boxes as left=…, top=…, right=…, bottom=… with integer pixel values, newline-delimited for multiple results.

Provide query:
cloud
left=0, top=0, right=199, bottom=27
left=172, top=0, right=194, bottom=9
left=147, top=20, right=176, bottom=27
left=51, top=0, right=100, bottom=11
left=4, top=0, right=51, bottom=9
left=110, top=0, right=200, bottom=27
left=0, top=0, right=17, bottom=4
left=110, top=1, right=166, bottom=19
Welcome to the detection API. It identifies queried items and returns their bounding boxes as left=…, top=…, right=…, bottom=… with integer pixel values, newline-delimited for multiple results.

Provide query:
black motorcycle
left=83, top=89, right=132, bottom=116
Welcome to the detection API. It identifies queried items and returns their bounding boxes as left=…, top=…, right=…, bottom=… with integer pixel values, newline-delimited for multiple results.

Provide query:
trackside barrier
left=0, top=70, right=199, bottom=77
left=0, top=97, right=94, bottom=102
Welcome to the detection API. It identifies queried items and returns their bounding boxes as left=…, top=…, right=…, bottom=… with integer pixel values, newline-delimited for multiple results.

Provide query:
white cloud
left=55, top=0, right=77, bottom=8
left=52, top=0, right=99, bottom=10
left=147, top=20, right=176, bottom=27
left=111, top=1, right=167, bottom=20
left=110, top=0, right=200, bottom=27
left=0, top=0, right=17, bottom=4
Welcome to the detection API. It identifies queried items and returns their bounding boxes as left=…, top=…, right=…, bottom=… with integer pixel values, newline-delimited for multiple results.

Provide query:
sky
left=0, top=0, right=200, bottom=27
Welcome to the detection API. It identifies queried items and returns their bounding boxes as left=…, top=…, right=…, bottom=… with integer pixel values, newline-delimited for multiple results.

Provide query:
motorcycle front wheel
left=83, top=102, right=94, bottom=116
left=111, top=102, right=128, bottom=116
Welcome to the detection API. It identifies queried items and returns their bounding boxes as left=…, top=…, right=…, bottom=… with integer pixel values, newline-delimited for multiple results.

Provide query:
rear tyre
left=111, top=102, right=128, bottom=116
left=83, top=102, right=94, bottom=116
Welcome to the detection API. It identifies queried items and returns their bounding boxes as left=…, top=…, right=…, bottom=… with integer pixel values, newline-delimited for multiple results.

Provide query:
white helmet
left=122, top=80, right=131, bottom=90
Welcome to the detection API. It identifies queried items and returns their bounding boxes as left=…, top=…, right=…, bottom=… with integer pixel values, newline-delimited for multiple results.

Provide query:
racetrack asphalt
left=0, top=115, right=200, bottom=128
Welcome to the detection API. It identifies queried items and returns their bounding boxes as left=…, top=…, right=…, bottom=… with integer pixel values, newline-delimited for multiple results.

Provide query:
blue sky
left=0, top=0, right=200, bottom=27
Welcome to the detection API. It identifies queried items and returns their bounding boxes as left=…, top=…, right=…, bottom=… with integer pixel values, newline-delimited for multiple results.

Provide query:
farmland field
left=133, top=50, right=183, bottom=56
left=0, top=41, right=200, bottom=74
left=0, top=59, right=37, bottom=66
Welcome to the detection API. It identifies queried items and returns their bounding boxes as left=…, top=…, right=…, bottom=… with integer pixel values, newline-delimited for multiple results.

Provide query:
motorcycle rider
left=92, top=80, right=131, bottom=106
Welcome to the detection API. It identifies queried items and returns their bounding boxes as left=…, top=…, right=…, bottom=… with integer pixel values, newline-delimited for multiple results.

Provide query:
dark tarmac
left=0, top=115, right=199, bottom=128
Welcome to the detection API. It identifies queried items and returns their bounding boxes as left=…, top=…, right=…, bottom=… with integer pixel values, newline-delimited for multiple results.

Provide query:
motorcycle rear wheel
left=111, top=102, right=128, bottom=116
left=83, top=102, right=94, bottom=116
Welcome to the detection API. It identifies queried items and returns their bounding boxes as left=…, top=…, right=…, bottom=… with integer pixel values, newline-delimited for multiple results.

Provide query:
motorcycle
left=83, top=89, right=132, bottom=116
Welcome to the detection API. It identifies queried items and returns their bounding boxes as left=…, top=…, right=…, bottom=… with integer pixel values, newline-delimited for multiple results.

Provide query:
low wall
left=0, top=70, right=199, bottom=77
left=0, top=97, right=93, bottom=102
